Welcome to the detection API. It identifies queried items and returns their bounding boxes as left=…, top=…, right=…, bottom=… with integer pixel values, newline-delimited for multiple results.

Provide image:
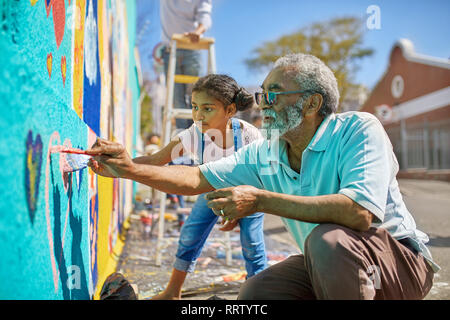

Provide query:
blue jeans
left=174, top=194, right=267, bottom=278
left=162, top=46, right=201, bottom=130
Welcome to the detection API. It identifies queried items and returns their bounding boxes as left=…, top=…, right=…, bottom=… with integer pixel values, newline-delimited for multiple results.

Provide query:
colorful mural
left=0, top=0, right=139, bottom=299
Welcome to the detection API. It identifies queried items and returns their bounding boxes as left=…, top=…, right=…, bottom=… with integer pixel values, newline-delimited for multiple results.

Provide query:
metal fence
left=386, top=119, right=450, bottom=170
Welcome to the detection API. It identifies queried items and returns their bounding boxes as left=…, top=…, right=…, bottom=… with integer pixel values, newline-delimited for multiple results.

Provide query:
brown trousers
left=238, top=224, right=434, bottom=300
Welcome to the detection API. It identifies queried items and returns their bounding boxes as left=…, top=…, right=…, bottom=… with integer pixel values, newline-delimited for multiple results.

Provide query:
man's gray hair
left=274, top=53, right=340, bottom=117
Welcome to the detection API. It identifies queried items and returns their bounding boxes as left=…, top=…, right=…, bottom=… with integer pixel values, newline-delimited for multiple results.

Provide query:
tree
left=140, top=93, right=153, bottom=137
left=140, top=78, right=154, bottom=138
left=245, top=16, right=374, bottom=111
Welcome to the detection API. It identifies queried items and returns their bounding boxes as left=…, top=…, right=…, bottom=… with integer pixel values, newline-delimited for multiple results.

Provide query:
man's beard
left=261, top=97, right=305, bottom=140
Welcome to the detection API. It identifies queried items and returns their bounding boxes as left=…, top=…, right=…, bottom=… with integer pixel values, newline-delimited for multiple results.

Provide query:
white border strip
left=390, top=86, right=450, bottom=122
left=397, top=39, right=450, bottom=70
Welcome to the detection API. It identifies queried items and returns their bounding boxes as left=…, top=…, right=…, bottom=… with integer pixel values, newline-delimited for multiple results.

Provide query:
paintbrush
left=51, top=146, right=92, bottom=173
left=59, top=148, right=89, bottom=155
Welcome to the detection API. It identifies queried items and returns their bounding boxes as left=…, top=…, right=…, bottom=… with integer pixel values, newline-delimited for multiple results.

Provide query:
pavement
left=397, top=179, right=450, bottom=300
left=116, top=179, right=449, bottom=300
left=116, top=200, right=299, bottom=300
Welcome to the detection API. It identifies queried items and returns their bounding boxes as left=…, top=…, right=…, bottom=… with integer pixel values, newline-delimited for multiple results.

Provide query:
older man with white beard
left=86, top=53, right=438, bottom=300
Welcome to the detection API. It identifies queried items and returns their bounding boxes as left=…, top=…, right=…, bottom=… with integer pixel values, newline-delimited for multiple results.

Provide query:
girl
left=133, top=74, right=267, bottom=300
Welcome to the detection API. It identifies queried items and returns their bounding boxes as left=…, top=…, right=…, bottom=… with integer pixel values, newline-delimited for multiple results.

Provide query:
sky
left=136, top=0, right=450, bottom=91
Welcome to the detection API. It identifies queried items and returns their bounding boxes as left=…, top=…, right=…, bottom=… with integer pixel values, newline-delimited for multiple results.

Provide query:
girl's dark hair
left=192, top=74, right=254, bottom=111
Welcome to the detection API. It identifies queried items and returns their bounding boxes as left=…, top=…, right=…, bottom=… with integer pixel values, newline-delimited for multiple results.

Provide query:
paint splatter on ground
left=116, top=201, right=300, bottom=300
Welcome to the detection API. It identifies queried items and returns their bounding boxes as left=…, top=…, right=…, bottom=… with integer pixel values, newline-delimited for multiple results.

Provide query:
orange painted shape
left=61, top=56, right=66, bottom=86
left=47, top=53, right=52, bottom=78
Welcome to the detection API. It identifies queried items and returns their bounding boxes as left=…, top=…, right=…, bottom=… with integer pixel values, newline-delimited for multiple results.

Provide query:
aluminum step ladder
left=155, top=33, right=233, bottom=267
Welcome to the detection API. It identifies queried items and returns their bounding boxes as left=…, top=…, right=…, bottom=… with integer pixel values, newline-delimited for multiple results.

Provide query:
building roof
left=359, top=39, right=450, bottom=123
left=395, top=38, right=450, bottom=70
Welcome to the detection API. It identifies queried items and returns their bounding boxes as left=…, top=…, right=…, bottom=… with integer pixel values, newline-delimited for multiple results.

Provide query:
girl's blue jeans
left=174, top=193, right=267, bottom=278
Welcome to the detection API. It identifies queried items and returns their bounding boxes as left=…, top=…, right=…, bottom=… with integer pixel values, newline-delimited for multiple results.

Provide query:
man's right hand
left=86, top=138, right=135, bottom=179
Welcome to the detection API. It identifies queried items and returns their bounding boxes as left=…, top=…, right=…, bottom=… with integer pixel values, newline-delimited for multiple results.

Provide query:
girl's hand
left=219, top=218, right=239, bottom=232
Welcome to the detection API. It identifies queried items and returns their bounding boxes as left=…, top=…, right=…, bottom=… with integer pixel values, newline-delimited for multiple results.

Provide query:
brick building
left=360, top=39, right=450, bottom=181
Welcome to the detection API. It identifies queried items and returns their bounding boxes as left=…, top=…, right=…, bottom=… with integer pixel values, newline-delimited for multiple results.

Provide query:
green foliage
left=140, top=93, right=153, bottom=138
left=245, top=16, right=374, bottom=111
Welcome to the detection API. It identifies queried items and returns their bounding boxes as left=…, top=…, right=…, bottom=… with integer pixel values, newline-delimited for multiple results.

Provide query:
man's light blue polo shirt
left=199, top=111, right=439, bottom=272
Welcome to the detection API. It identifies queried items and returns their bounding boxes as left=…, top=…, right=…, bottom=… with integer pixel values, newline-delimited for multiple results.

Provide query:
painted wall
left=0, top=0, right=139, bottom=299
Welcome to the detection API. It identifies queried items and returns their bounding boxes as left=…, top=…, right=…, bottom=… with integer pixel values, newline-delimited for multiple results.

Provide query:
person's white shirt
left=176, top=118, right=262, bottom=164
left=160, top=0, right=212, bottom=45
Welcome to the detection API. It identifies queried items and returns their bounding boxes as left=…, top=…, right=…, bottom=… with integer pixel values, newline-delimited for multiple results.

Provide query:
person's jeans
left=162, top=46, right=201, bottom=130
left=174, top=193, right=267, bottom=277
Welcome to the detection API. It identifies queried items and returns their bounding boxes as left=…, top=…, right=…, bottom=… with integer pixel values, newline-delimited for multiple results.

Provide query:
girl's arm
left=133, top=138, right=184, bottom=166
left=86, top=138, right=213, bottom=195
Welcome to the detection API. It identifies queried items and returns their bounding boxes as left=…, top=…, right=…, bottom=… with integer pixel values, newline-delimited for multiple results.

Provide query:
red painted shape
left=52, top=0, right=66, bottom=48
left=44, top=0, right=52, bottom=17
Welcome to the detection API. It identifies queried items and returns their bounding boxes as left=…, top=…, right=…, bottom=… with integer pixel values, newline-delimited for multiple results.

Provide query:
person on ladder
left=133, top=74, right=268, bottom=299
left=160, top=0, right=213, bottom=130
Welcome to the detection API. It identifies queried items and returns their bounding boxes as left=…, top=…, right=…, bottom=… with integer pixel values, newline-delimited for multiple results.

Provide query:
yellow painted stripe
left=174, top=75, right=199, bottom=84
left=93, top=217, right=130, bottom=300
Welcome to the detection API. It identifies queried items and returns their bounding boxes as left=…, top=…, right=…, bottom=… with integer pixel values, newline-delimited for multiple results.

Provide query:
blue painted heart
left=25, top=130, right=43, bottom=224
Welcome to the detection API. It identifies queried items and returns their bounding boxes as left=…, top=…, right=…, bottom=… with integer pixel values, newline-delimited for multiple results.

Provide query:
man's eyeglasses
left=255, top=90, right=312, bottom=106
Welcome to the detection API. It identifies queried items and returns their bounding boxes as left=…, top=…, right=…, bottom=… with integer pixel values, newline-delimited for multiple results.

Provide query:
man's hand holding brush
left=86, top=138, right=135, bottom=179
